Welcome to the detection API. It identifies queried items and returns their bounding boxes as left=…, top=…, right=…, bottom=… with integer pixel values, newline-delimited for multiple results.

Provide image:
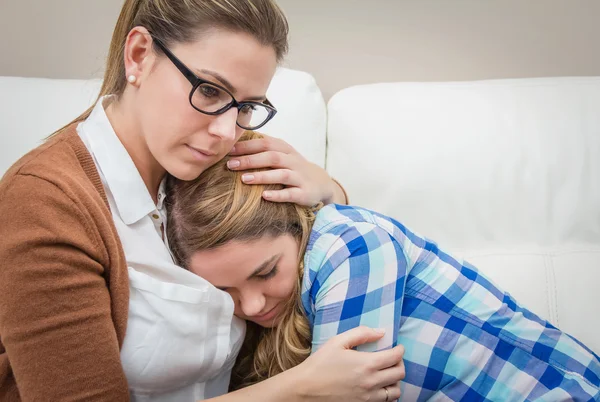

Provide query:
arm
left=206, top=326, right=404, bottom=402
left=309, top=223, right=408, bottom=353
left=0, top=175, right=129, bottom=401
left=207, top=366, right=300, bottom=402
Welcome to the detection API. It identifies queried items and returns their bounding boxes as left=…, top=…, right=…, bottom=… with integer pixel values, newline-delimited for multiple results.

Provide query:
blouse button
left=152, top=214, right=160, bottom=220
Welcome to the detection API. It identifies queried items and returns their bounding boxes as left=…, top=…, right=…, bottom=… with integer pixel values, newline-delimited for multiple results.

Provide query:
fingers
left=241, top=169, right=300, bottom=187
left=370, top=359, right=406, bottom=389
left=379, top=385, right=401, bottom=402
left=229, top=136, right=294, bottom=156
left=262, top=187, right=309, bottom=205
left=398, top=354, right=406, bottom=380
left=227, top=151, right=294, bottom=171
left=327, top=326, right=386, bottom=349
left=369, top=344, right=405, bottom=370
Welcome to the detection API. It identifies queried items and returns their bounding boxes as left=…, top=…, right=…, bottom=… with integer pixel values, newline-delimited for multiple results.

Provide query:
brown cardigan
left=0, top=126, right=130, bottom=401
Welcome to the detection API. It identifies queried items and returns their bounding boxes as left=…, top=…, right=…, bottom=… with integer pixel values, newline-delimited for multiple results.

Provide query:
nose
left=208, top=107, right=238, bottom=141
left=238, top=289, right=266, bottom=318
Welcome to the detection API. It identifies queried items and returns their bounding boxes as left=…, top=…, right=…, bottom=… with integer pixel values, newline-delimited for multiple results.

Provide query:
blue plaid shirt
left=301, top=204, right=600, bottom=401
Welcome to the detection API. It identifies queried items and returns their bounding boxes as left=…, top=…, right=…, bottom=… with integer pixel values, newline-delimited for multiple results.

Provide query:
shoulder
left=308, top=204, right=407, bottom=253
left=311, top=204, right=432, bottom=255
left=1, top=125, right=105, bottom=210
left=310, top=204, right=388, bottom=235
left=0, top=125, right=112, bottom=254
left=4, top=125, right=86, bottom=179
left=303, top=204, right=434, bottom=283
left=303, top=205, right=399, bottom=283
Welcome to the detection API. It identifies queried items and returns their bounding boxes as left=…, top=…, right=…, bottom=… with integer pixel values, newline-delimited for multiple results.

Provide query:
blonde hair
left=56, top=0, right=288, bottom=133
left=166, top=131, right=316, bottom=389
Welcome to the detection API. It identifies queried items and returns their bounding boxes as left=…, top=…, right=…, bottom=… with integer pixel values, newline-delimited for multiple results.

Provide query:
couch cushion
left=459, top=248, right=600, bottom=354
left=0, top=67, right=327, bottom=177
left=326, top=77, right=600, bottom=354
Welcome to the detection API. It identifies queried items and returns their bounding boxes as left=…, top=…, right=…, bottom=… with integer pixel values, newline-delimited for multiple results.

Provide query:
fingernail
left=242, top=174, right=254, bottom=183
left=374, top=328, right=386, bottom=334
left=227, top=159, right=240, bottom=169
left=230, top=145, right=236, bottom=153
left=263, top=191, right=273, bottom=198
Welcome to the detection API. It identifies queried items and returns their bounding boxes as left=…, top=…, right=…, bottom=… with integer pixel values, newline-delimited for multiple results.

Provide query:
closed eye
left=256, top=265, right=278, bottom=280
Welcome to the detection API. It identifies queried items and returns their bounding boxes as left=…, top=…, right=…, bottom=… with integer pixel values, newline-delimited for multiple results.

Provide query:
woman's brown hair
left=166, top=131, right=317, bottom=390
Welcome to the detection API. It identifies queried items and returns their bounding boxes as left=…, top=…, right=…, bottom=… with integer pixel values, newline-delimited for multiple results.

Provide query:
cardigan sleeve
left=0, top=174, right=129, bottom=401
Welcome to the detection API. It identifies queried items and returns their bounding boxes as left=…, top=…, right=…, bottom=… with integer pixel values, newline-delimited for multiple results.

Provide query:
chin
left=167, top=163, right=206, bottom=182
left=236, top=314, right=281, bottom=329
left=250, top=319, right=278, bottom=329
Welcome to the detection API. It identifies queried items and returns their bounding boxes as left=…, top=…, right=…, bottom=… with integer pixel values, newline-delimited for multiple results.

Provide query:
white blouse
left=77, top=96, right=245, bottom=401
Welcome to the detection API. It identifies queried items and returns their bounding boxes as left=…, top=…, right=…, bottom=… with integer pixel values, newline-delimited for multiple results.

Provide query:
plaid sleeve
left=307, top=222, right=408, bottom=353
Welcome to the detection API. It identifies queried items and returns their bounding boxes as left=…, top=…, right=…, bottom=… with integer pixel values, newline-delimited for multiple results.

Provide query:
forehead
left=188, top=235, right=299, bottom=288
left=188, top=238, right=273, bottom=285
left=170, top=29, right=278, bottom=97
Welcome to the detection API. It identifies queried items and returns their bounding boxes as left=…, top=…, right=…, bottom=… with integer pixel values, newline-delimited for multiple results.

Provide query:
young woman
left=167, top=131, right=600, bottom=401
left=0, top=1, right=405, bottom=401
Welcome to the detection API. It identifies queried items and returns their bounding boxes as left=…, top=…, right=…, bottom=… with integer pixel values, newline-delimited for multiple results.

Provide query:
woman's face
left=188, top=235, right=299, bottom=328
left=130, top=28, right=278, bottom=180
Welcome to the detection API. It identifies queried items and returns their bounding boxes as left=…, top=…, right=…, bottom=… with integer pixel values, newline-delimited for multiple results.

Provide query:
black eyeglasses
left=151, top=36, right=277, bottom=131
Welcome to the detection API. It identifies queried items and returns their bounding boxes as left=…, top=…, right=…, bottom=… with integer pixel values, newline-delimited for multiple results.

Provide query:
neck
left=104, top=95, right=165, bottom=204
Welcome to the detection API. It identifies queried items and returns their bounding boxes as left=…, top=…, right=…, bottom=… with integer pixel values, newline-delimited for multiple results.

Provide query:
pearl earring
left=127, top=75, right=137, bottom=84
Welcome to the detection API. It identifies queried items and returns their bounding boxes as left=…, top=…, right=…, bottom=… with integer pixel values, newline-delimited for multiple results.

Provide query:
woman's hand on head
left=227, top=134, right=346, bottom=206
left=291, top=326, right=405, bottom=402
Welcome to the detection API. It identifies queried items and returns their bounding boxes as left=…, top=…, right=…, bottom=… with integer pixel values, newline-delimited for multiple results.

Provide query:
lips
left=252, top=304, right=280, bottom=322
left=187, top=144, right=218, bottom=157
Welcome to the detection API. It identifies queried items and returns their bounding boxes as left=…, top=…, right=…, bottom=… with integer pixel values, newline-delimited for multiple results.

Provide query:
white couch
left=1, top=69, right=599, bottom=355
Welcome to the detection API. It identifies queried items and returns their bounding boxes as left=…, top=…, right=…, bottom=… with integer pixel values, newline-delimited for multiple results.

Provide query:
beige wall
left=1, top=0, right=599, bottom=100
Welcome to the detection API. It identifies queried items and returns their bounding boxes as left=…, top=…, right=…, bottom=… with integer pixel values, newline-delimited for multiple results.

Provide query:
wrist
left=214, top=366, right=307, bottom=402
left=321, top=179, right=336, bottom=205
left=326, top=177, right=349, bottom=205
left=284, top=364, right=310, bottom=401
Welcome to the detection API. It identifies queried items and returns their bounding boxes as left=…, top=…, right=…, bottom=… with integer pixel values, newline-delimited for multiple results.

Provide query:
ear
left=123, top=26, right=156, bottom=86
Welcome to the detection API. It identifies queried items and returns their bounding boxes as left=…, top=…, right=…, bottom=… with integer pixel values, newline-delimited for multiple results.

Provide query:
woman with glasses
left=0, top=1, right=404, bottom=401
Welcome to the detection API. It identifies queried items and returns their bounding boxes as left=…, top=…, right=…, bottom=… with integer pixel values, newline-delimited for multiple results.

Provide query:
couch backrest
left=326, top=77, right=600, bottom=353
left=0, top=67, right=327, bottom=176
left=327, top=77, right=600, bottom=249
left=0, top=77, right=102, bottom=175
